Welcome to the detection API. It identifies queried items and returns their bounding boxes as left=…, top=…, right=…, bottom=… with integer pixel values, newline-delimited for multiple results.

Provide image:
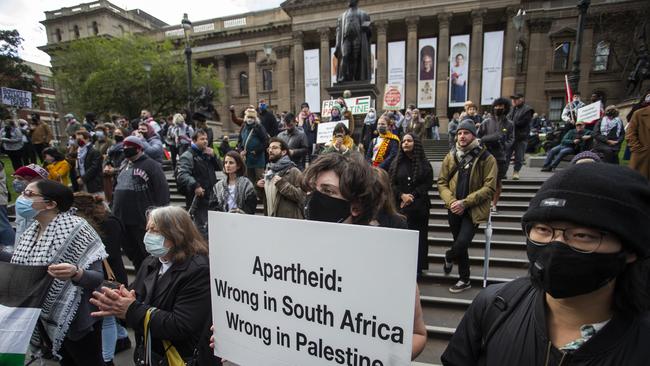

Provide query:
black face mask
left=305, top=190, right=351, bottom=223
left=494, top=109, right=505, bottom=117
left=123, top=147, right=139, bottom=158
left=526, top=240, right=627, bottom=299
left=114, top=135, right=124, bottom=143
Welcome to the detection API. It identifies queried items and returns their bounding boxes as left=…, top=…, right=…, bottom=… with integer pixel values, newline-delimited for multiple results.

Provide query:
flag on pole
left=0, top=263, right=52, bottom=365
left=564, top=75, right=573, bottom=104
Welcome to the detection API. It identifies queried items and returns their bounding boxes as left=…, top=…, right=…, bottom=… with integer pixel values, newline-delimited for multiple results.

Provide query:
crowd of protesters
left=0, top=86, right=648, bottom=366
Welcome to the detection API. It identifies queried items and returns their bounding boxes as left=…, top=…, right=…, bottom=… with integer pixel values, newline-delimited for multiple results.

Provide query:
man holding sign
left=209, top=153, right=426, bottom=365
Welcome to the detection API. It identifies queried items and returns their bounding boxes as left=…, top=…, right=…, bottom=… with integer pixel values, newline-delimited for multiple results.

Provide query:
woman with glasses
left=7, top=180, right=107, bottom=365
left=442, top=163, right=650, bottom=365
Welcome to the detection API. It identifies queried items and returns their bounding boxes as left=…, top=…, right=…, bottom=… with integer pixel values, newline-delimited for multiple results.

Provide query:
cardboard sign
left=1, top=87, right=32, bottom=109
left=209, top=212, right=418, bottom=366
left=383, top=84, right=404, bottom=111
left=577, top=101, right=602, bottom=123
left=321, top=96, right=371, bottom=118
left=316, top=120, right=349, bottom=144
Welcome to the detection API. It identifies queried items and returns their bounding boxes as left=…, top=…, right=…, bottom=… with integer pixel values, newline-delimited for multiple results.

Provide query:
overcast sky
left=0, top=0, right=284, bottom=66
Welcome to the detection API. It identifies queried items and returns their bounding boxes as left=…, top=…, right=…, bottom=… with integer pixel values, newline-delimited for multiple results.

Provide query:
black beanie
left=457, top=119, right=477, bottom=136
left=522, top=164, right=650, bottom=258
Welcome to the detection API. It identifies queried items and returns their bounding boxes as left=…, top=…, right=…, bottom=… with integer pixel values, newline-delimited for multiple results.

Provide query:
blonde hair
left=147, top=206, right=208, bottom=262
left=172, top=113, right=185, bottom=124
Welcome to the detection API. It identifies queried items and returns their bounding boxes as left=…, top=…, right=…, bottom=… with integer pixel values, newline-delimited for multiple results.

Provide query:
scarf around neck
left=266, top=155, right=295, bottom=179
left=455, top=138, right=480, bottom=161
left=11, top=210, right=107, bottom=357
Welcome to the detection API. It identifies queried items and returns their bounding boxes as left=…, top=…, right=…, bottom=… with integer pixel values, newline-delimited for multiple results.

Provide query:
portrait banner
left=417, top=38, right=437, bottom=108
left=304, top=49, right=321, bottom=113
left=448, top=34, right=470, bottom=107
left=388, top=41, right=406, bottom=86
left=481, top=31, right=504, bottom=106
left=209, top=212, right=418, bottom=366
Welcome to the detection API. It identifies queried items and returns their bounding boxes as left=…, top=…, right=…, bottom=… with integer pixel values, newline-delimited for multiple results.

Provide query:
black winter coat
left=176, top=147, right=222, bottom=207
left=79, top=145, right=103, bottom=193
left=392, top=157, right=433, bottom=217
left=442, top=277, right=650, bottom=366
left=508, top=104, right=534, bottom=140
left=126, top=255, right=219, bottom=365
left=259, top=109, right=278, bottom=137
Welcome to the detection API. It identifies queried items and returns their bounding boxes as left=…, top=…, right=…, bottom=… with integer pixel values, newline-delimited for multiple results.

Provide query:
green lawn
left=1, top=156, right=17, bottom=204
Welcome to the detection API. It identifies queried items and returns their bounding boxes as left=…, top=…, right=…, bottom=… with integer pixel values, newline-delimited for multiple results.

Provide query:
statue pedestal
left=325, top=82, right=380, bottom=107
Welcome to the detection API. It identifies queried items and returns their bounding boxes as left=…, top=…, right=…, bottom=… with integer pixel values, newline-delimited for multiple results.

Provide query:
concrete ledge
left=528, top=155, right=571, bottom=168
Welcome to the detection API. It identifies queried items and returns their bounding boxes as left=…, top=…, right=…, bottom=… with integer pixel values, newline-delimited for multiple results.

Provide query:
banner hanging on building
left=481, top=31, right=504, bottom=106
left=383, top=84, right=404, bottom=111
left=208, top=212, right=418, bottom=366
left=448, top=34, right=470, bottom=107
left=331, top=45, right=376, bottom=87
left=417, top=37, right=437, bottom=108
left=321, top=97, right=371, bottom=118
left=304, top=49, right=321, bottom=113
left=0, top=87, right=32, bottom=109
left=388, top=41, right=406, bottom=86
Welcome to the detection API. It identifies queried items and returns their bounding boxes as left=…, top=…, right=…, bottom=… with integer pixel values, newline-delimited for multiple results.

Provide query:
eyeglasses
left=21, top=189, right=44, bottom=198
left=524, top=222, right=608, bottom=253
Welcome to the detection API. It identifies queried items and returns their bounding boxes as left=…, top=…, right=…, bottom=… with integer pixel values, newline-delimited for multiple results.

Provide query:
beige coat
left=626, top=106, right=650, bottom=181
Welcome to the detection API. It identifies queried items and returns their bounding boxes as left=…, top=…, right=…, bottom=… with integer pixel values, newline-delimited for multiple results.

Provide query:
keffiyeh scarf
left=11, top=210, right=107, bottom=357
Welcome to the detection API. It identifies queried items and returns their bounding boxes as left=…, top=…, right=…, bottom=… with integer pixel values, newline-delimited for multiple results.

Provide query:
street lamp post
left=182, top=13, right=193, bottom=114
left=568, top=0, right=591, bottom=93
left=143, top=61, right=152, bottom=109
left=263, top=44, right=273, bottom=108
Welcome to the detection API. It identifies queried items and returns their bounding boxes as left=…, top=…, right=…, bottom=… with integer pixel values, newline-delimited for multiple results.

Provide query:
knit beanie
left=570, top=151, right=601, bottom=164
left=457, top=119, right=477, bottom=136
left=14, top=164, right=49, bottom=180
left=522, top=163, right=650, bottom=258
left=245, top=108, right=257, bottom=119
left=123, top=136, right=144, bottom=149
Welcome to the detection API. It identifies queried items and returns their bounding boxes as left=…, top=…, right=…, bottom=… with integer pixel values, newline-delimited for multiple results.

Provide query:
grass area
left=1, top=156, right=17, bottom=204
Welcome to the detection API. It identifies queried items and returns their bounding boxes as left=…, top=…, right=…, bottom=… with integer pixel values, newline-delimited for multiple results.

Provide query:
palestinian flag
left=0, top=262, right=52, bottom=365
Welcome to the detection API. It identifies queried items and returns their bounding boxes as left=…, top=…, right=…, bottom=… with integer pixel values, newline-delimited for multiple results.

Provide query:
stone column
left=319, top=27, right=331, bottom=100
left=246, top=51, right=258, bottom=105
left=502, top=7, right=518, bottom=99
left=405, top=16, right=419, bottom=106
left=275, top=45, right=292, bottom=114
left=524, top=19, right=552, bottom=113
left=436, top=13, right=451, bottom=131
left=293, top=31, right=305, bottom=112
left=469, top=9, right=486, bottom=106
left=578, top=23, right=594, bottom=96
left=375, top=20, right=388, bottom=109
left=216, top=56, right=232, bottom=132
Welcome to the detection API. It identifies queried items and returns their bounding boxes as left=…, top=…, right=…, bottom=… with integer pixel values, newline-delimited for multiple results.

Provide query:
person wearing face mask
left=258, top=98, right=279, bottom=137
left=93, top=124, right=114, bottom=156
left=135, top=121, right=164, bottom=164
left=73, top=130, right=104, bottom=196
left=389, top=133, right=433, bottom=275
left=0, top=161, right=14, bottom=253
left=29, top=112, right=53, bottom=164
left=12, top=164, right=49, bottom=248
left=277, top=113, right=310, bottom=170
left=297, top=102, right=317, bottom=155
left=360, top=108, right=377, bottom=152
left=237, top=108, right=269, bottom=211
left=102, top=127, right=128, bottom=203
left=209, top=150, right=257, bottom=214
left=592, top=105, right=624, bottom=164
left=112, top=136, right=169, bottom=270
left=43, top=147, right=71, bottom=186
left=626, top=89, right=650, bottom=180
left=6, top=180, right=108, bottom=365
left=438, top=121, right=497, bottom=293
left=90, top=205, right=220, bottom=366
left=478, top=98, right=515, bottom=213
left=442, top=163, right=650, bottom=365
left=167, top=113, right=194, bottom=171
left=1, top=119, right=25, bottom=171
left=365, top=116, right=400, bottom=170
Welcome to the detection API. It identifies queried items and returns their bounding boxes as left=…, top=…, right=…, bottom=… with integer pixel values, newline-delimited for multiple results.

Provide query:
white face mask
left=645, top=94, right=650, bottom=103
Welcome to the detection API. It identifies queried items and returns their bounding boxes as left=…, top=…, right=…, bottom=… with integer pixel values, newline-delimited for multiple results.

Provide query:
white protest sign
left=1, top=87, right=32, bottom=109
left=209, top=212, right=418, bottom=366
left=316, top=119, right=349, bottom=144
left=321, top=96, right=371, bottom=118
left=577, top=101, right=602, bottom=123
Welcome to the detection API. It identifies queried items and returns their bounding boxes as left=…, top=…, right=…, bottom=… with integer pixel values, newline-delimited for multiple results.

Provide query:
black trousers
left=407, top=215, right=429, bottom=273
left=5, top=149, right=24, bottom=171
left=445, top=211, right=477, bottom=283
left=59, top=322, right=104, bottom=366
left=122, top=224, right=147, bottom=271
left=33, top=143, right=47, bottom=164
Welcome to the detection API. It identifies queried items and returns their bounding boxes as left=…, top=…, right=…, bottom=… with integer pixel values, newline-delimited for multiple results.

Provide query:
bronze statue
left=627, top=25, right=650, bottom=97
left=335, top=0, right=372, bottom=83
left=193, top=86, right=217, bottom=120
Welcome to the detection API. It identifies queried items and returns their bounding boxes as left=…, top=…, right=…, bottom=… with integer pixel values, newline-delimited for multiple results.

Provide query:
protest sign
left=383, top=84, right=404, bottom=111
left=1, top=87, right=32, bottom=109
left=577, top=101, right=602, bottom=123
left=316, top=119, right=349, bottom=144
left=321, top=97, right=371, bottom=118
left=209, top=212, right=418, bottom=366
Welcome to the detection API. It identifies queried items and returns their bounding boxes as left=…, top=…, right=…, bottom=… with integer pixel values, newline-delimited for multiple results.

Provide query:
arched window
left=553, top=42, right=570, bottom=70
left=515, top=41, right=526, bottom=73
left=593, top=41, right=610, bottom=71
left=239, top=72, right=249, bottom=96
left=92, top=21, right=99, bottom=36
left=73, top=25, right=80, bottom=39
left=55, top=28, right=62, bottom=42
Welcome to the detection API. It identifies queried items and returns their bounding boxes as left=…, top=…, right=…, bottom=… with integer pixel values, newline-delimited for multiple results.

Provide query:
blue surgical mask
left=15, top=196, right=41, bottom=220
left=12, top=180, right=27, bottom=194
left=95, top=131, right=105, bottom=140
left=259, top=103, right=267, bottom=111
left=143, top=232, right=169, bottom=257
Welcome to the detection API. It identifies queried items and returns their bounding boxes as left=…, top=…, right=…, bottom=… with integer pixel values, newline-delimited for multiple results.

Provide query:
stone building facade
left=40, top=0, right=649, bottom=133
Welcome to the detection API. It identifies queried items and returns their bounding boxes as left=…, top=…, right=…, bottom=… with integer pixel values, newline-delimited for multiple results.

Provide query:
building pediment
left=549, top=27, right=576, bottom=39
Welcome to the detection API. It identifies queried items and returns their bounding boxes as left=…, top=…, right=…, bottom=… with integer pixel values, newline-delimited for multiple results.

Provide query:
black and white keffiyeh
left=11, top=210, right=107, bottom=357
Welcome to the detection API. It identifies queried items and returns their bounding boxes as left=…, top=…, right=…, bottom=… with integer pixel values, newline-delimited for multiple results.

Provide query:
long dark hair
left=389, top=133, right=428, bottom=183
